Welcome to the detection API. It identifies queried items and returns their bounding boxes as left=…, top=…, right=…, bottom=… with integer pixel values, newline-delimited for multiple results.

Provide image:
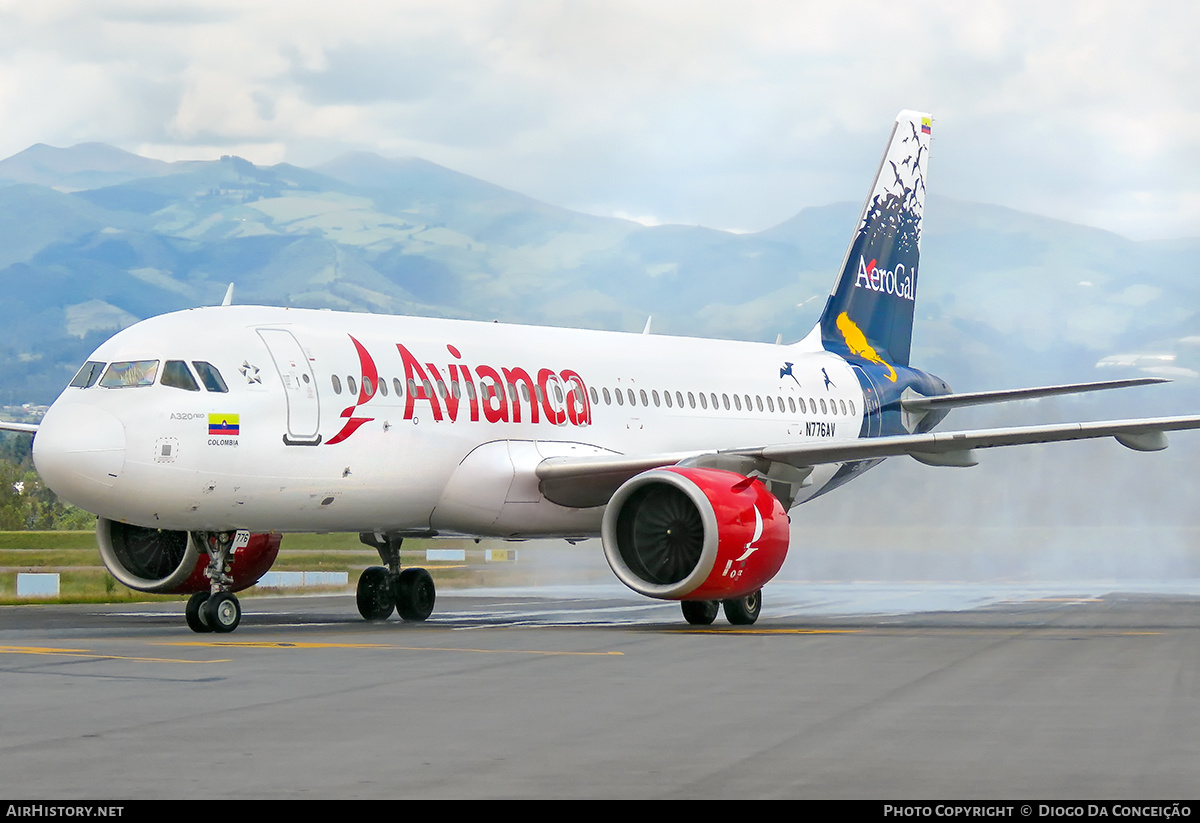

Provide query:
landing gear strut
left=357, top=533, right=436, bottom=623
left=186, top=530, right=245, bottom=633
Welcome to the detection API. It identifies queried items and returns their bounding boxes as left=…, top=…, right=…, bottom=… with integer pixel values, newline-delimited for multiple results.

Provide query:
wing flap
left=750, top=415, right=1200, bottom=467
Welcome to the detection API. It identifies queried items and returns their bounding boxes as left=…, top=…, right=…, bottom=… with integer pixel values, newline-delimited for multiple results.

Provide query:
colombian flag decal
left=208, top=414, right=240, bottom=436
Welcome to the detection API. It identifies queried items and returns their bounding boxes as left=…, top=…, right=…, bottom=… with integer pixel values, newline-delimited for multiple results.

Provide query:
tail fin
left=816, top=110, right=931, bottom=368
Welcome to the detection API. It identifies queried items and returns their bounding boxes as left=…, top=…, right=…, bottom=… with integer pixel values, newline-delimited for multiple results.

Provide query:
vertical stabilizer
left=817, top=110, right=931, bottom=368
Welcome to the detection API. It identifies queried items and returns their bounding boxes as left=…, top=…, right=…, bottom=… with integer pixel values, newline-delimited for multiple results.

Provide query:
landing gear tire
left=186, top=592, right=212, bottom=633
left=723, top=590, right=762, bottom=625
left=356, top=566, right=395, bottom=620
left=395, top=567, right=435, bottom=621
left=681, top=600, right=719, bottom=625
left=203, top=591, right=241, bottom=633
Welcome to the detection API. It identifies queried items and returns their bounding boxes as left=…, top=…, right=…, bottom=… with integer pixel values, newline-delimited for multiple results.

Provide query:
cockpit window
left=99, top=360, right=159, bottom=388
left=69, top=361, right=106, bottom=389
left=161, top=360, right=200, bottom=392
left=192, top=361, right=229, bottom=393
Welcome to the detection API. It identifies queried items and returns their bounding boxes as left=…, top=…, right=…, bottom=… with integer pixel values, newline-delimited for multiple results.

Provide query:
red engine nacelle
left=96, top=518, right=282, bottom=594
left=600, top=466, right=789, bottom=601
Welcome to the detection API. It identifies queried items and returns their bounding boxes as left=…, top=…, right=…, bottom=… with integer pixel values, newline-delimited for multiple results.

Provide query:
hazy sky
left=1, top=0, right=1197, bottom=239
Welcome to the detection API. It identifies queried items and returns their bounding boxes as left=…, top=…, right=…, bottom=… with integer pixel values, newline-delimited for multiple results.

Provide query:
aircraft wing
left=0, top=421, right=38, bottom=434
left=536, top=414, right=1200, bottom=507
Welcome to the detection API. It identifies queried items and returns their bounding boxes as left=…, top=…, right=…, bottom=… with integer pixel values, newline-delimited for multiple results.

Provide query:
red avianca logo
left=327, top=335, right=592, bottom=445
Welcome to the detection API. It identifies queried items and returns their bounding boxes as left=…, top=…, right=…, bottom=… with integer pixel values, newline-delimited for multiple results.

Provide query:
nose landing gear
left=185, top=531, right=245, bottom=633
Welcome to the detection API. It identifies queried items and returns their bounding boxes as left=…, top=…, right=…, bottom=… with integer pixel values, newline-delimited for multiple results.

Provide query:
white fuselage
left=33, top=305, right=864, bottom=537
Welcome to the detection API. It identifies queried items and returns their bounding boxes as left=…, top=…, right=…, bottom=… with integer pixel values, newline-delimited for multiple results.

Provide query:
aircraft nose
left=33, top=401, right=127, bottom=508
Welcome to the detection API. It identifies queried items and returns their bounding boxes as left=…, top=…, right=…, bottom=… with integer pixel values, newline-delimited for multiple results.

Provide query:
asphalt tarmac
left=3, top=582, right=1199, bottom=799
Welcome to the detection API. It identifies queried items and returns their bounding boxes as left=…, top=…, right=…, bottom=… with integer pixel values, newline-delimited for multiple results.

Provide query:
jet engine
left=600, top=466, right=789, bottom=601
left=96, top=518, right=281, bottom=594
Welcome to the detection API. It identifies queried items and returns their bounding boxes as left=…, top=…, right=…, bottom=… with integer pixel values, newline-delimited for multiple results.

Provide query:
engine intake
left=96, top=518, right=281, bottom=594
left=601, top=467, right=789, bottom=601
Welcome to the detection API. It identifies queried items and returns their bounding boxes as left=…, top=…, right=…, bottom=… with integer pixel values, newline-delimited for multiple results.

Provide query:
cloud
left=0, top=0, right=1197, bottom=238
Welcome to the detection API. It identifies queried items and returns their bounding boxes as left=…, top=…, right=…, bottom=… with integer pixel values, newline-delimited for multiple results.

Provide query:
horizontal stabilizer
left=902, top=378, right=1169, bottom=412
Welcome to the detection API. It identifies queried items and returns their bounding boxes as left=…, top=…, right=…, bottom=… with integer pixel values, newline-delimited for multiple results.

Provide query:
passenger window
left=100, top=360, right=159, bottom=388
left=698, top=392, right=707, bottom=410
left=378, top=377, right=388, bottom=397
left=393, top=378, right=404, bottom=397
left=615, top=388, right=624, bottom=406
left=192, top=362, right=229, bottom=393
left=590, top=387, right=599, bottom=405
left=687, top=392, right=695, bottom=409
left=603, top=388, right=611, bottom=405
left=627, top=389, right=635, bottom=406
left=723, top=394, right=730, bottom=410
left=162, top=361, right=200, bottom=392
left=664, top=391, right=672, bottom=408
left=348, top=376, right=358, bottom=396
left=640, top=389, right=648, bottom=406
left=332, top=375, right=342, bottom=394
left=766, top=396, right=774, bottom=413
left=362, top=376, right=374, bottom=396
left=69, top=361, right=106, bottom=389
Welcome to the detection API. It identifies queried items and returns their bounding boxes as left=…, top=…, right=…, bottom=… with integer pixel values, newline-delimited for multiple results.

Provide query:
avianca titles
left=7, top=110, right=1200, bottom=633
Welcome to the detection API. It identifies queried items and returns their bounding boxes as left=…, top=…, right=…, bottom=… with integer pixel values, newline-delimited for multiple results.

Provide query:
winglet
left=221, top=283, right=235, bottom=307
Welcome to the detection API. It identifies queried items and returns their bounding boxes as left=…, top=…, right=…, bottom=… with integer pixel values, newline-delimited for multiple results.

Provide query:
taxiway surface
left=3, top=583, right=1199, bottom=798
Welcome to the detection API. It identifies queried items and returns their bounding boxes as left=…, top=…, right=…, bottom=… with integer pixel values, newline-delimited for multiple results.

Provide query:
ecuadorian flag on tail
left=208, top=414, right=240, bottom=436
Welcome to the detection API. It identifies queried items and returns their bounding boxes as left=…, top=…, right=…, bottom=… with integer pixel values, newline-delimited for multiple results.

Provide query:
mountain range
left=1, top=141, right=1198, bottom=408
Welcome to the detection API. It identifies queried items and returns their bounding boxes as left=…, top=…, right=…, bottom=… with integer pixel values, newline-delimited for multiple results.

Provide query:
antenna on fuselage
left=642, top=316, right=653, bottom=335
left=221, top=283, right=235, bottom=306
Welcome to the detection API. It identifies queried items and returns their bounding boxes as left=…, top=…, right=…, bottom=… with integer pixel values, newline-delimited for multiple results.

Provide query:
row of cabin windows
left=70, top=360, right=228, bottom=392
left=329, top=373, right=853, bottom=417
left=595, top=386, right=853, bottom=417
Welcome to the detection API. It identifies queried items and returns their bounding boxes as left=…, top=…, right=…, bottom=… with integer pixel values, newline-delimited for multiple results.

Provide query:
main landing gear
left=186, top=531, right=245, bottom=633
left=680, top=590, right=762, bottom=626
left=356, top=533, right=436, bottom=623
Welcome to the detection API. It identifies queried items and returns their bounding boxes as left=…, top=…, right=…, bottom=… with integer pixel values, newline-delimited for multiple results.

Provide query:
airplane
left=5, top=109, right=1200, bottom=634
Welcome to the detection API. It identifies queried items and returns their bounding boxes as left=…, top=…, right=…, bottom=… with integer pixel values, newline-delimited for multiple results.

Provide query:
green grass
left=0, top=531, right=97, bottom=550
left=0, top=531, right=527, bottom=605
